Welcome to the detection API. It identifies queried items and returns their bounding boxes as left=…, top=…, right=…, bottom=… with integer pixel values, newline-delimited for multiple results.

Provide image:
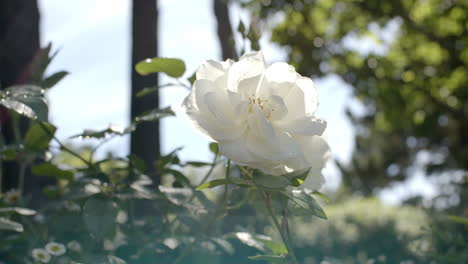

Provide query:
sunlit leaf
left=135, top=57, right=186, bottom=78
left=311, top=191, right=330, bottom=203
left=0, top=207, right=36, bottom=215
left=209, top=142, right=219, bottom=154
left=134, top=106, right=175, bottom=122
left=32, top=163, right=74, bottom=181
left=187, top=71, right=196, bottom=86
left=281, top=168, right=310, bottom=187
left=136, top=83, right=177, bottom=97
left=24, top=122, right=56, bottom=151
left=447, top=215, right=468, bottom=225
left=71, top=124, right=134, bottom=139
left=1, top=85, right=48, bottom=121
left=248, top=254, right=285, bottom=263
left=254, top=237, right=288, bottom=255
left=196, top=179, right=231, bottom=190
left=0, top=217, right=23, bottom=232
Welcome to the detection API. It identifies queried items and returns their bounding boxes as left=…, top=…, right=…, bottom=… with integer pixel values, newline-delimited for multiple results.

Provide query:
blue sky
left=37, top=0, right=436, bottom=201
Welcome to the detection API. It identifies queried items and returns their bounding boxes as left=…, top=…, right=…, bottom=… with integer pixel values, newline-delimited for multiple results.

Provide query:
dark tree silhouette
left=0, top=0, right=40, bottom=192
left=130, top=0, right=160, bottom=182
left=213, top=0, right=236, bottom=60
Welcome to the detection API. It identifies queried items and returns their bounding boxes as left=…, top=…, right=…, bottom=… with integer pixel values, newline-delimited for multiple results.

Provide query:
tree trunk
left=130, top=0, right=160, bottom=182
left=0, top=0, right=40, bottom=192
left=213, top=0, right=236, bottom=60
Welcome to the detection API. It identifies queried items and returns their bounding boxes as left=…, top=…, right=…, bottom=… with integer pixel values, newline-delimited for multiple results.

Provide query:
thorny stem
left=263, top=192, right=299, bottom=264
left=89, top=134, right=117, bottom=162
left=0, top=133, right=4, bottom=192
left=196, top=153, right=219, bottom=187
left=168, top=153, right=219, bottom=231
left=38, top=122, right=94, bottom=168
left=223, top=159, right=231, bottom=202
left=11, top=113, right=21, bottom=143
left=18, top=163, right=26, bottom=196
left=239, top=166, right=299, bottom=264
left=173, top=159, right=231, bottom=264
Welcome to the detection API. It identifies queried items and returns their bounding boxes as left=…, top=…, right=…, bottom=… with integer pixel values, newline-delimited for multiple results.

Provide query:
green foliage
left=197, top=179, right=232, bottom=190
left=82, top=195, right=119, bottom=240
left=134, top=106, right=175, bottom=123
left=135, top=57, right=186, bottom=78
left=245, top=0, right=468, bottom=204
left=24, top=122, right=56, bottom=152
left=32, top=163, right=74, bottom=181
left=42, top=71, right=69, bottom=89
left=0, top=85, right=48, bottom=121
left=0, top=217, right=23, bottom=232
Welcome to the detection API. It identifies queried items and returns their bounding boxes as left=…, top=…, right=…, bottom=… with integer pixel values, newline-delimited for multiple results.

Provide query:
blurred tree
left=130, top=0, right=160, bottom=183
left=243, top=0, right=468, bottom=205
left=213, top=0, right=237, bottom=60
left=0, top=0, right=40, bottom=192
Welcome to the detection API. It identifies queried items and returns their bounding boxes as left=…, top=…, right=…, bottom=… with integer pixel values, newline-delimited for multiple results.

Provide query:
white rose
left=182, top=51, right=330, bottom=190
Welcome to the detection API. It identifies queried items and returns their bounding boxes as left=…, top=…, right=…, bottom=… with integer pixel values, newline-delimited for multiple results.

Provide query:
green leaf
left=187, top=71, right=197, bottom=85
left=164, top=168, right=191, bottom=186
left=0, top=217, right=23, bottom=232
left=24, top=122, right=56, bottom=151
left=134, top=106, right=175, bottom=122
left=0, top=144, right=21, bottom=160
left=0, top=207, right=36, bottom=215
left=311, top=191, right=330, bottom=203
left=31, top=43, right=53, bottom=83
left=237, top=20, right=246, bottom=35
left=135, top=57, right=186, bottom=78
left=185, top=161, right=211, bottom=167
left=283, top=190, right=327, bottom=219
left=136, top=83, right=177, bottom=97
left=254, top=238, right=288, bottom=255
left=32, top=163, right=74, bottom=181
left=253, top=174, right=290, bottom=190
left=128, top=154, right=146, bottom=172
left=1, top=85, right=48, bottom=121
left=82, top=195, right=118, bottom=240
left=447, top=215, right=468, bottom=225
left=248, top=254, right=285, bottom=263
left=42, top=71, right=69, bottom=88
left=71, top=124, right=134, bottom=139
left=247, top=21, right=262, bottom=51
left=196, top=179, right=231, bottom=190
left=281, top=168, right=310, bottom=187
left=209, top=142, right=219, bottom=154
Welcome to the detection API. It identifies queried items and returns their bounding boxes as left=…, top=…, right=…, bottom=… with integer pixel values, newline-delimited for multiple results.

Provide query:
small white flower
left=183, top=51, right=330, bottom=189
left=45, top=242, right=66, bottom=256
left=4, top=189, right=20, bottom=204
left=63, top=200, right=80, bottom=212
left=32, top=248, right=51, bottom=263
left=67, top=241, right=82, bottom=252
left=116, top=210, right=128, bottom=224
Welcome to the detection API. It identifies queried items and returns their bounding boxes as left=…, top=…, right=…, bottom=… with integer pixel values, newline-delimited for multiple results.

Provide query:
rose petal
left=196, top=59, right=232, bottom=81
left=228, top=52, right=266, bottom=92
